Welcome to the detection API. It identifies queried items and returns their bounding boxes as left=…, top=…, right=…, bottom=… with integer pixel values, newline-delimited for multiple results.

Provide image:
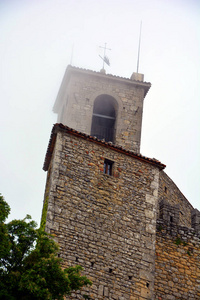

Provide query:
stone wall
left=155, top=219, right=200, bottom=299
left=44, top=129, right=160, bottom=299
left=53, top=66, right=151, bottom=153
left=158, top=171, right=193, bottom=227
left=42, top=124, right=200, bottom=299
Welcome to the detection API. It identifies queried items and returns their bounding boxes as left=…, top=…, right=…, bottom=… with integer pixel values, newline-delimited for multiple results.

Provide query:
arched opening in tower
left=91, top=95, right=117, bottom=142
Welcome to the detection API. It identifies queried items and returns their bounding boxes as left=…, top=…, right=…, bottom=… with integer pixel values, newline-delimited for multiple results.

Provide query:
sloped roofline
left=43, top=123, right=166, bottom=171
left=53, top=65, right=151, bottom=113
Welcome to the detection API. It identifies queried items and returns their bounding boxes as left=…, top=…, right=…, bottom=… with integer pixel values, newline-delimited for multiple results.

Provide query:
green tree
left=0, top=194, right=92, bottom=299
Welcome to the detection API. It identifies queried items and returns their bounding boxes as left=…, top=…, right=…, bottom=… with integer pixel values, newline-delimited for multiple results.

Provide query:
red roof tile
left=43, top=123, right=166, bottom=171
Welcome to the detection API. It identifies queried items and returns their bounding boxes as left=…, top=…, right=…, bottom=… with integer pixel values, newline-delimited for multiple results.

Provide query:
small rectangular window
left=103, top=159, right=113, bottom=176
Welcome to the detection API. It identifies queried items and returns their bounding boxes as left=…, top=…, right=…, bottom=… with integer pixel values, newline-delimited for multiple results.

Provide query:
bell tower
left=42, top=64, right=200, bottom=300
left=53, top=65, right=151, bottom=153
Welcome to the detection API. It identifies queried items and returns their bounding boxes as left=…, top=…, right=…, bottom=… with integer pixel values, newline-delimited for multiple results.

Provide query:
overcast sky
left=0, top=0, right=199, bottom=225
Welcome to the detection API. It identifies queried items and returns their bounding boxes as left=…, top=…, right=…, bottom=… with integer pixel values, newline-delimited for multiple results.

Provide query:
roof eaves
left=43, top=124, right=166, bottom=171
left=67, top=65, right=151, bottom=86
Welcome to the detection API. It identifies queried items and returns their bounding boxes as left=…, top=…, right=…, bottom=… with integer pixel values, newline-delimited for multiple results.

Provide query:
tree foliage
left=0, top=194, right=92, bottom=299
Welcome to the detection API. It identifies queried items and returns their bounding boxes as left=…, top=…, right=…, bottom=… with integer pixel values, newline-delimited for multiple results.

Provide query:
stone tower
left=42, top=66, right=200, bottom=299
left=53, top=65, right=151, bottom=153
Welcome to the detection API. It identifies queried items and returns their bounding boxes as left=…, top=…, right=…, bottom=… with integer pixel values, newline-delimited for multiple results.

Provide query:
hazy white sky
left=0, top=0, right=199, bottom=225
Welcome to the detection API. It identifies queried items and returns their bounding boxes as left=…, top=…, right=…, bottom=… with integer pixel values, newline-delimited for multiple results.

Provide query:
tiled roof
left=43, top=123, right=166, bottom=171
left=67, top=65, right=151, bottom=85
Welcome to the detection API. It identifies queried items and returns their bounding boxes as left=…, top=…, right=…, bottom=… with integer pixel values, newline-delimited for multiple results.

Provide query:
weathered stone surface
left=154, top=220, right=200, bottom=299
left=43, top=130, right=200, bottom=299
left=158, top=171, right=193, bottom=227
left=53, top=66, right=151, bottom=153
left=42, top=129, right=200, bottom=299
left=44, top=131, right=159, bottom=299
left=42, top=65, right=200, bottom=299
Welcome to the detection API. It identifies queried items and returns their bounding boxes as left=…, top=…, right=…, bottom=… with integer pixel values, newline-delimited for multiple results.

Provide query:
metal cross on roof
left=99, top=43, right=111, bottom=70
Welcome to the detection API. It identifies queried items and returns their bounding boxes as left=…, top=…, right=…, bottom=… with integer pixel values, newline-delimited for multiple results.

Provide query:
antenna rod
left=136, top=21, right=142, bottom=73
left=70, top=44, right=74, bottom=65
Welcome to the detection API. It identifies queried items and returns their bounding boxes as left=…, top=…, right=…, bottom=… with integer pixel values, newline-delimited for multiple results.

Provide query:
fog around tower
left=0, top=0, right=199, bottom=225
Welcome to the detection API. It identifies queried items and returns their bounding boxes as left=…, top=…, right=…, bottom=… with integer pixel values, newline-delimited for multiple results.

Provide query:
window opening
left=170, top=216, right=173, bottom=223
left=109, top=268, right=113, bottom=274
left=103, top=159, right=113, bottom=176
left=91, top=95, right=117, bottom=142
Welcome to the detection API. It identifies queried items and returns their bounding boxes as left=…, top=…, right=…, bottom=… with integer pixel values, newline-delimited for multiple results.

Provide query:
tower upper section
left=53, top=65, right=151, bottom=153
